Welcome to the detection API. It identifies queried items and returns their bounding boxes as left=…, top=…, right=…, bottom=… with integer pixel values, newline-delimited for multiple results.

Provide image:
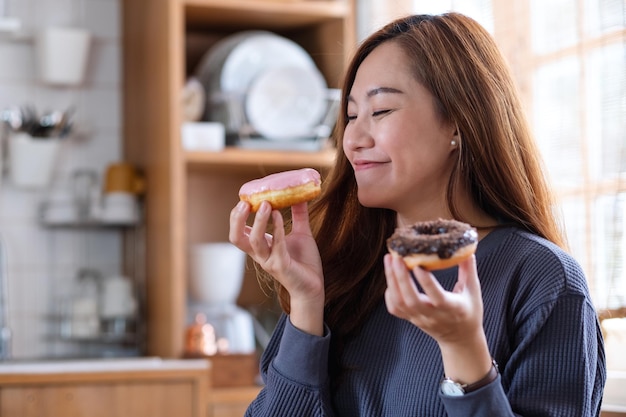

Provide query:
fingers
left=455, top=255, right=483, bottom=315
left=458, top=255, right=480, bottom=294
left=229, top=200, right=277, bottom=260
left=248, top=201, right=276, bottom=262
left=412, top=265, right=447, bottom=306
left=229, top=201, right=251, bottom=250
left=291, top=202, right=311, bottom=235
left=384, top=254, right=474, bottom=318
left=384, top=254, right=431, bottom=317
left=385, top=254, right=445, bottom=304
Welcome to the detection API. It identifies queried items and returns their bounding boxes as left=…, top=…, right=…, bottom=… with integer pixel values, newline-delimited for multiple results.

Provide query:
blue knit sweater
left=246, top=227, right=606, bottom=416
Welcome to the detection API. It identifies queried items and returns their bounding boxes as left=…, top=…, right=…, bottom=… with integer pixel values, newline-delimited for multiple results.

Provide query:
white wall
left=0, top=0, right=123, bottom=359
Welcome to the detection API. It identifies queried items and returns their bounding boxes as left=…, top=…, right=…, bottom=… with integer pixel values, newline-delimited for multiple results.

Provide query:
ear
left=450, top=124, right=460, bottom=148
left=452, top=123, right=460, bottom=138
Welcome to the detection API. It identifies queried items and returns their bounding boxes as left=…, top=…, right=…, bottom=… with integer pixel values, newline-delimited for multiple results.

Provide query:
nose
left=343, top=118, right=374, bottom=152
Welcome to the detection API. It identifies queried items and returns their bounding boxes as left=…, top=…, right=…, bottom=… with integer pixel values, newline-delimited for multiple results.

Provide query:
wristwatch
left=440, top=360, right=499, bottom=396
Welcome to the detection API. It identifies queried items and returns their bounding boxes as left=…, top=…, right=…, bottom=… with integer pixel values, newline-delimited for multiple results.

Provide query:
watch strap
left=443, top=359, right=499, bottom=394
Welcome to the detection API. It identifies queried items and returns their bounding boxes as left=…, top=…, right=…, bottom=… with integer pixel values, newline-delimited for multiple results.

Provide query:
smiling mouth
left=353, top=160, right=386, bottom=171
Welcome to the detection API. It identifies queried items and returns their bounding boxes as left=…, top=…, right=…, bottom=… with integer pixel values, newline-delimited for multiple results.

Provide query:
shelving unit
left=122, top=0, right=355, bottom=360
left=39, top=218, right=146, bottom=359
left=185, top=147, right=336, bottom=173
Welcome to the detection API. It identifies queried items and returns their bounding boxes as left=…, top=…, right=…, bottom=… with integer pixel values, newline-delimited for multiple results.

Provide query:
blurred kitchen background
left=0, top=0, right=129, bottom=360
left=0, top=0, right=623, bottom=376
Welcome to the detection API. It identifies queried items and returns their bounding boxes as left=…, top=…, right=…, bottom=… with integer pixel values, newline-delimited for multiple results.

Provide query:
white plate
left=194, top=31, right=319, bottom=132
left=245, top=66, right=328, bottom=141
left=194, top=31, right=259, bottom=94
left=195, top=31, right=316, bottom=94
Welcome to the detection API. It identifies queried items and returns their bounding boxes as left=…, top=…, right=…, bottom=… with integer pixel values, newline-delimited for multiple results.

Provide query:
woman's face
left=343, top=41, right=457, bottom=220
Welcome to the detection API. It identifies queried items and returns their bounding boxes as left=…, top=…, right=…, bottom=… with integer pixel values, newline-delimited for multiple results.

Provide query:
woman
left=229, top=13, right=606, bottom=416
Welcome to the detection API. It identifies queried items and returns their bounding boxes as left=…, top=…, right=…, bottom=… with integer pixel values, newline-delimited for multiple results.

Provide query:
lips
left=352, top=159, right=387, bottom=171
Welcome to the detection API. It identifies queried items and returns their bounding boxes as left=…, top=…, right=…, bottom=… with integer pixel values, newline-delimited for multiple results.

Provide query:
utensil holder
left=9, top=133, right=61, bottom=188
left=36, top=26, right=91, bottom=86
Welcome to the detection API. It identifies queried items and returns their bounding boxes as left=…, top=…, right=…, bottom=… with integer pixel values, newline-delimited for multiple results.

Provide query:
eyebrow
left=347, top=86, right=404, bottom=103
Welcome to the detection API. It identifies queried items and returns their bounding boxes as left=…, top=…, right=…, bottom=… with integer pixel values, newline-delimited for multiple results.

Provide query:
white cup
left=100, top=192, right=139, bottom=224
left=100, top=275, right=137, bottom=319
left=190, top=243, right=246, bottom=305
left=181, top=122, right=225, bottom=151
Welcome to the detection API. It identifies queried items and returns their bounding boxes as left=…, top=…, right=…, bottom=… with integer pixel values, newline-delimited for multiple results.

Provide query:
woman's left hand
left=384, top=253, right=493, bottom=382
left=383, top=253, right=483, bottom=347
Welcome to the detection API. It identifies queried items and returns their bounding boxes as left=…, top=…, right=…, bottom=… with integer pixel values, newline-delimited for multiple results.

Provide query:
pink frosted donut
left=238, top=168, right=322, bottom=212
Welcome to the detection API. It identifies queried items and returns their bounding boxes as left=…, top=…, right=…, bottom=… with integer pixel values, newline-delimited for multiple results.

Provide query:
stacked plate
left=195, top=31, right=329, bottom=143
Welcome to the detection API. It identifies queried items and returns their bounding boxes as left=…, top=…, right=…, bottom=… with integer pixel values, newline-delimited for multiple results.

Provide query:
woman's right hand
left=229, top=200, right=325, bottom=336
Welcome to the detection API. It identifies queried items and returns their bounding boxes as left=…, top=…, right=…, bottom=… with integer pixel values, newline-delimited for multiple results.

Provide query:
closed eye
left=346, top=109, right=392, bottom=121
left=373, top=109, right=392, bottom=117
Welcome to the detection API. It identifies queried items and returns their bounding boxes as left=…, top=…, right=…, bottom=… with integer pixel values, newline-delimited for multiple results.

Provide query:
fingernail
left=259, top=201, right=271, bottom=214
left=236, top=201, right=247, bottom=212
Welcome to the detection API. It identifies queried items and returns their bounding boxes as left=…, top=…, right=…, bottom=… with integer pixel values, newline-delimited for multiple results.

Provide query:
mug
left=103, top=162, right=145, bottom=195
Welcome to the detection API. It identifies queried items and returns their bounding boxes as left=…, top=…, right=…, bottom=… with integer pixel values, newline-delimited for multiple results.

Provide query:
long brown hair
left=274, top=12, right=564, bottom=368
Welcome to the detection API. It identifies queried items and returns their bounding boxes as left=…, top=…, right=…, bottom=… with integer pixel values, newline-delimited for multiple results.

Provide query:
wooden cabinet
left=121, top=0, right=356, bottom=358
left=209, top=386, right=262, bottom=417
left=0, top=362, right=209, bottom=417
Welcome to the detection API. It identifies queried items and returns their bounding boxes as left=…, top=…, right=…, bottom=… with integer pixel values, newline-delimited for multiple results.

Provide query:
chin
left=357, top=192, right=389, bottom=210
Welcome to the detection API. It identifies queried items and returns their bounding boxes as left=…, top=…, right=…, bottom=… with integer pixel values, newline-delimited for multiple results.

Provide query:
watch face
left=440, top=380, right=465, bottom=396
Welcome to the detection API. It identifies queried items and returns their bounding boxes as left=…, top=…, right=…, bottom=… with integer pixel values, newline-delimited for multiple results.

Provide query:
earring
left=451, top=139, right=457, bottom=146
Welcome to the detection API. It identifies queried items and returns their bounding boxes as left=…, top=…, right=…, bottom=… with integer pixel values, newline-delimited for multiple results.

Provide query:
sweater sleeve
left=504, top=294, right=605, bottom=416
left=245, top=314, right=336, bottom=417
left=440, top=293, right=605, bottom=417
left=440, top=295, right=605, bottom=417
left=438, top=231, right=606, bottom=417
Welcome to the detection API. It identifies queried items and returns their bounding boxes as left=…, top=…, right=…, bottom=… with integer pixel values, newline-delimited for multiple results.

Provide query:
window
left=526, top=0, right=626, bottom=310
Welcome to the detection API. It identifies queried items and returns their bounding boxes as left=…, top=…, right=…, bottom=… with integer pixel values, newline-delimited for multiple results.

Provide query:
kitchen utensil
left=36, top=26, right=92, bottom=86
left=185, top=313, right=219, bottom=356
left=3, top=105, right=75, bottom=138
left=9, top=132, right=61, bottom=188
left=1, top=106, right=23, bottom=130
left=50, top=107, right=75, bottom=138
left=196, top=303, right=256, bottom=354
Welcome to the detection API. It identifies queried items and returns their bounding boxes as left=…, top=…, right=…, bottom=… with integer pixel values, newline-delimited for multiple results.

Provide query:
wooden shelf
left=184, top=0, right=349, bottom=30
left=122, top=0, right=355, bottom=362
left=185, top=147, right=336, bottom=174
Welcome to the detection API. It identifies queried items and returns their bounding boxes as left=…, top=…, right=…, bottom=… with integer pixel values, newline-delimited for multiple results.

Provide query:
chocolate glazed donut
left=387, top=219, right=478, bottom=271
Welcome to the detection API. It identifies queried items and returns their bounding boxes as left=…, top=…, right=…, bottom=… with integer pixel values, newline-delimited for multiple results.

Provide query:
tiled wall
left=0, top=0, right=123, bottom=359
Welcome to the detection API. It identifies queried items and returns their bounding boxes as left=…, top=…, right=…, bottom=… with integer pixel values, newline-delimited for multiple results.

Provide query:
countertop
left=0, top=357, right=210, bottom=384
